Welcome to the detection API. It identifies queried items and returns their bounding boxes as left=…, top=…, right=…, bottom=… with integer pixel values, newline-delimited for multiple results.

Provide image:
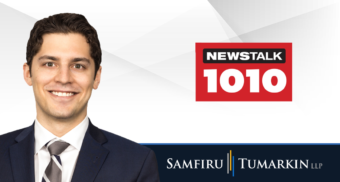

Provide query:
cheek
left=32, top=65, right=56, bottom=83
left=32, top=71, right=55, bottom=92
left=75, top=74, right=94, bottom=95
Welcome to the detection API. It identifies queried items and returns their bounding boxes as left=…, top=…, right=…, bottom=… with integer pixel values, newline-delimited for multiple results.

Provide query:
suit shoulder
left=100, top=129, right=151, bottom=155
left=0, top=128, right=25, bottom=143
left=0, top=128, right=25, bottom=152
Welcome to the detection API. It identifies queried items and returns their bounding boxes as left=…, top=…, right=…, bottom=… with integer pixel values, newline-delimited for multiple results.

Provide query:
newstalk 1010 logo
left=196, top=43, right=292, bottom=101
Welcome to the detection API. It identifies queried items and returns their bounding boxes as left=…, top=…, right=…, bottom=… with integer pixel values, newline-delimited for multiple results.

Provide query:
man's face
left=24, top=33, right=101, bottom=120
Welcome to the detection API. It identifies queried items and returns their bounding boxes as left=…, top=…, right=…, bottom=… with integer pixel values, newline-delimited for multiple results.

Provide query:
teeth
left=51, top=91, right=74, bottom=97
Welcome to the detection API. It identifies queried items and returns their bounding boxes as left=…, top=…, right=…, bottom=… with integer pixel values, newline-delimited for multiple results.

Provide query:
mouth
left=48, top=91, right=78, bottom=97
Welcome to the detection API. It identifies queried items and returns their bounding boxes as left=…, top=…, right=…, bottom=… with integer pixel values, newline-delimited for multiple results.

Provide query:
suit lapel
left=71, top=121, right=109, bottom=182
left=9, top=123, right=35, bottom=182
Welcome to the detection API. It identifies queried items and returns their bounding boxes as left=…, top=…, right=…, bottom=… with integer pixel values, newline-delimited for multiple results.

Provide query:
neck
left=36, top=111, right=87, bottom=137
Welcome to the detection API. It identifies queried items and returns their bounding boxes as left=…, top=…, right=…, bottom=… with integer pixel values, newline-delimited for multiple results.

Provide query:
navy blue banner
left=142, top=144, right=340, bottom=182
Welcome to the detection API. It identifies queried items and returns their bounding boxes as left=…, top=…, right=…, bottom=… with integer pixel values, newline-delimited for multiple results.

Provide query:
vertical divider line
left=230, top=150, right=232, bottom=171
left=227, top=153, right=229, bottom=174
left=233, top=156, right=235, bottom=177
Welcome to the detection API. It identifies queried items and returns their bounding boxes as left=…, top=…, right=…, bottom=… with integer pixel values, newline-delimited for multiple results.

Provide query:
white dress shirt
left=34, top=116, right=89, bottom=182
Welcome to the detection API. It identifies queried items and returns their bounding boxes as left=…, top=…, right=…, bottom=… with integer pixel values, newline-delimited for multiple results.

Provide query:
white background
left=0, top=0, right=339, bottom=143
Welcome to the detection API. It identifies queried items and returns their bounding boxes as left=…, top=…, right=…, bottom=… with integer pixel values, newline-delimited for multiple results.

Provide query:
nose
left=54, top=64, right=73, bottom=85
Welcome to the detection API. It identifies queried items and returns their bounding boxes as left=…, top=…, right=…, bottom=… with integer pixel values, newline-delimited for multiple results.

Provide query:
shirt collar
left=34, top=116, right=89, bottom=154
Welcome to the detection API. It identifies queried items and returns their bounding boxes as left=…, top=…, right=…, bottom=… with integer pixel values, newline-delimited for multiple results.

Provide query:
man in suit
left=0, top=13, right=160, bottom=182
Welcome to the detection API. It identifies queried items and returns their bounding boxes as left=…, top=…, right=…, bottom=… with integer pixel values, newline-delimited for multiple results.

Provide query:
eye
left=45, top=62, right=55, bottom=67
left=74, top=64, right=84, bottom=69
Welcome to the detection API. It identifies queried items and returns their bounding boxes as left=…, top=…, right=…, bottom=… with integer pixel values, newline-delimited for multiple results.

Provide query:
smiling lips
left=50, top=91, right=76, bottom=97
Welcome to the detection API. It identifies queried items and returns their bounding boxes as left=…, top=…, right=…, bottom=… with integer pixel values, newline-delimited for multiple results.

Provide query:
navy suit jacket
left=0, top=120, right=160, bottom=182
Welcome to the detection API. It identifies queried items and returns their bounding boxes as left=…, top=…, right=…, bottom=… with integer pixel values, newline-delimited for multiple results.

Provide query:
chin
left=49, top=110, right=77, bottom=120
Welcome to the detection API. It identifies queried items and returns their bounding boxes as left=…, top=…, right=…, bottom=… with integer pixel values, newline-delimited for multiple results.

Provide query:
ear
left=23, top=63, right=32, bottom=86
left=93, top=66, right=102, bottom=90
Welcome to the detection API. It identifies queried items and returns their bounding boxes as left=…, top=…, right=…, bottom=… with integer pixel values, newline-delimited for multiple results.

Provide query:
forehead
left=37, top=33, right=91, bottom=59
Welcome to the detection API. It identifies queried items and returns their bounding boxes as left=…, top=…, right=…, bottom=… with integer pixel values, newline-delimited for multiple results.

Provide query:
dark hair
left=26, top=13, right=101, bottom=78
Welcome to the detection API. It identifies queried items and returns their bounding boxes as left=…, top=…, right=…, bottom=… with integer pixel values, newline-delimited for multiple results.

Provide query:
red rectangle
left=196, top=43, right=292, bottom=101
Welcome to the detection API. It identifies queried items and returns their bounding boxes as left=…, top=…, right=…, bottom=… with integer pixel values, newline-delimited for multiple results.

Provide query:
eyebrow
left=38, top=55, right=58, bottom=61
left=38, top=55, right=91, bottom=64
left=72, top=57, right=91, bottom=64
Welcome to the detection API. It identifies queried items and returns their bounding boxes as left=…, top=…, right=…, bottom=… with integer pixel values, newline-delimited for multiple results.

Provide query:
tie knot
left=46, top=140, right=70, bottom=156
